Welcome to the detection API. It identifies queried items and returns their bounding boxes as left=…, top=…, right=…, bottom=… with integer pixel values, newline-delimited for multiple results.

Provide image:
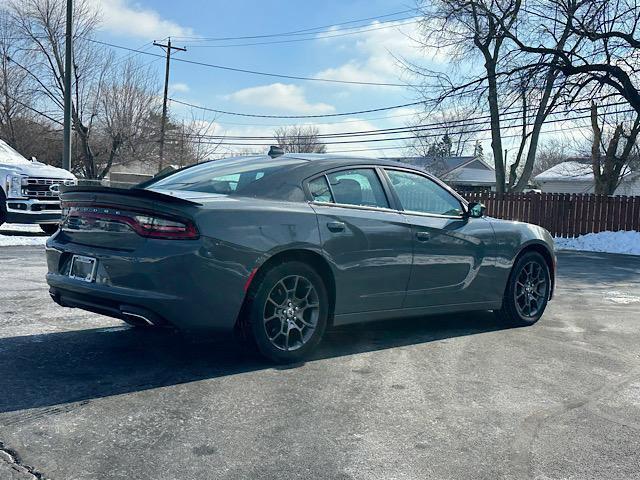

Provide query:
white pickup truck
left=0, top=139, right=76, bottom=234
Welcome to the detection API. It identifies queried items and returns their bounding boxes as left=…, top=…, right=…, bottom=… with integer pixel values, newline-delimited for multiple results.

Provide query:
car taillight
left=63, top=205, right=199, bottom=240
left=133, top=214, right=199, bottom=239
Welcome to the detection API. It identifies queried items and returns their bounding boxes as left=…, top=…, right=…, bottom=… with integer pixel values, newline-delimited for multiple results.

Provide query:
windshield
left=146, top=156, right=308, bottom=196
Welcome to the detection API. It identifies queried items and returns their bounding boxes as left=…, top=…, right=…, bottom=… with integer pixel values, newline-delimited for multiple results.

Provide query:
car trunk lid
left=57, top=186, right=200, bottom=251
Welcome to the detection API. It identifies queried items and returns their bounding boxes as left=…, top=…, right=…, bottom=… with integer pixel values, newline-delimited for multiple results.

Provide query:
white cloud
left=170, top=83, right=190, bottom=93
left=316, top=19, right=448, bottom=87
left=92, top=0, right=194, bottom=39
left=226, top=83, right=335, bottom=115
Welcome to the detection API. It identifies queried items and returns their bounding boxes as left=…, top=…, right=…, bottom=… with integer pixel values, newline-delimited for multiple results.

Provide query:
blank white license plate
left=69, top=255, right=97, bottom=282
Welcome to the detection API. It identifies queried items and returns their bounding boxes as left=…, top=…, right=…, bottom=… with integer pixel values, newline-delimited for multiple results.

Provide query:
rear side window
left=308, top=176, right=334, bottom=202
left=326, top=169, right=389, bottom=209
left=385, top=169, right=463, bottom=216
left=147, top=156, right=305, bottom=196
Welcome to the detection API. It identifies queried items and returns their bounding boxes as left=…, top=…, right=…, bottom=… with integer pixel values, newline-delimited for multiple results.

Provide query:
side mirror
left=466, top=201, right=486, bottom=218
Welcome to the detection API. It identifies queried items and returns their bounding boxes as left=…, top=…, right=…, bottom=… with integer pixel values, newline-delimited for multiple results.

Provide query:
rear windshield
left=146, top=156, right=307, bottom=196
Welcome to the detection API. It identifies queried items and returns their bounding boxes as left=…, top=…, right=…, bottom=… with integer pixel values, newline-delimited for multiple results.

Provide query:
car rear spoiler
left=59, top=185, right=202, bottom=206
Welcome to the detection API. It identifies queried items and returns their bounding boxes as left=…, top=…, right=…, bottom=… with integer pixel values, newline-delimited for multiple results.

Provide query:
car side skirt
left=333, top=301, right=502, bottom=326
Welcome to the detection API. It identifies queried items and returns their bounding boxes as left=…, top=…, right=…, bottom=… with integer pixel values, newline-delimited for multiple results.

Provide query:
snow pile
left=1, top=223, right=41, bottom=233
left=0, top=223, right=48, bottom=247
left=555, top=230, right=640, bottom=256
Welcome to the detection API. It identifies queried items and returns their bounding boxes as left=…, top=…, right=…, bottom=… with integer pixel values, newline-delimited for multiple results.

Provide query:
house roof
left=389, top=156, right=477, bottom=174
left=443, top=165, right=497, bottom=185
left=387, top=156, right=496, bottom=185
left=534, top=161, right=636, bottom=183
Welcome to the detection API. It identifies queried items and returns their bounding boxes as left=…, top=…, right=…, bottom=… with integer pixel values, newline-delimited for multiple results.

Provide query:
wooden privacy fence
left=464, top=192, right=640, bottom=238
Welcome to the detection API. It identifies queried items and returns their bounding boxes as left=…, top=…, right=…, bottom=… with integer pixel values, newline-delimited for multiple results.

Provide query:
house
left=388, top=156, right=496, bottom=193
left=534, top=161, right=640, bottom=196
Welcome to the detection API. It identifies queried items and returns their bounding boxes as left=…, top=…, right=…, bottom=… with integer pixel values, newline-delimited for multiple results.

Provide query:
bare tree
left=413, top=0, right=522, bottom=192
left=0, top=10, right=34, bottom=148
left=531, top=138, right=572, bottom=177
left=97, top=60, right=160, bottom=179
left=406, top=104, right=479, bottom=164
left=9, top=0, right=109, bottom=178
left=274, top=125, right=326, bottom=153
left=180, top=110, right=221, bottom=165
left=498, top=0, right=640, bottom=114
left=590, top=102, right=640, bottom=194
left=413, top=0, right=573, bottom=192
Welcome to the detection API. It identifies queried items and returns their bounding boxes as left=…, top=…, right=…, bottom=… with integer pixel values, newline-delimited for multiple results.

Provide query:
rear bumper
left=47, top=274, right=180, bottom=327
left=45, top=234, right=251, bottom=331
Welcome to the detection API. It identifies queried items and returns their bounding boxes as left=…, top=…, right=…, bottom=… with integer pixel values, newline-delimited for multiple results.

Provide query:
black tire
left=496, top=251, right=551, bottom=326
left=0, top=190, right=6, bottom=228
left=40, top=223, right=59, bottom=235
left=241, top=261, right=329, bottom=363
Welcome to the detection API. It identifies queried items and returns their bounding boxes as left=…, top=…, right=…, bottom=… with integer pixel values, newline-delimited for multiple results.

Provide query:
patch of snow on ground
left=554, top=230, right=640, bottom=256
left=604, top=291, right=640, bottom=304
left=0, top=223, right=48, bottom=247
left=1, top=223, right=41, bottom=233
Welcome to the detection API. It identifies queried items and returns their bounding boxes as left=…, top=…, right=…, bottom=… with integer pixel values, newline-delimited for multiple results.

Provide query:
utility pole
left=154, top=38, right=186, bottom=172
left=62, top=0, right=73, bottom=171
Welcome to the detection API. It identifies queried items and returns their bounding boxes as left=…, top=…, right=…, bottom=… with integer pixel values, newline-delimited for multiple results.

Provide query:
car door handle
left=327, top=221, right=346, bottom=232
left=416, top=231, right=431, bottom=241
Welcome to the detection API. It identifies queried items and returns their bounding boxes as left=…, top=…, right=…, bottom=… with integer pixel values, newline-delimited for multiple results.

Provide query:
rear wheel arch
left=242, top=249, right=336, bottom=322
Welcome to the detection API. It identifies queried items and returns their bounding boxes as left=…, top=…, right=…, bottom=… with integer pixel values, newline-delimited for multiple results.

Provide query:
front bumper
left=45, top=234, right=250, bottom=332
left=5, top=198, right=62, bottom=224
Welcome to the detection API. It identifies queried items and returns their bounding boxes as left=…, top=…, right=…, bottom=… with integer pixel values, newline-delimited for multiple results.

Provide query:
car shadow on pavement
left=0, top=311, right=515, bottom=414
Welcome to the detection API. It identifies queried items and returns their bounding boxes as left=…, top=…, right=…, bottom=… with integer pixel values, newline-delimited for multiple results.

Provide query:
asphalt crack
left=0, top=441, right=49, bottom=480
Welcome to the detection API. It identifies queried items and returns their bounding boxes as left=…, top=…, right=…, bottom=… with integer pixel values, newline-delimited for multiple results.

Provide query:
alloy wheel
left=263, top=275, right=320, bottom=351
left=514, top=260, right=548, bottom=318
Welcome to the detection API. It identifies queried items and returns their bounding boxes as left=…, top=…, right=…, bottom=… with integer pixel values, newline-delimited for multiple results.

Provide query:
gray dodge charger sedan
left=46, top=152, right=555, bottom=362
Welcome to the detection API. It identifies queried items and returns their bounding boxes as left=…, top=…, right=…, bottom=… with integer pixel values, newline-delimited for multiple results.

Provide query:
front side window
left=325, top=169, right=389, bottom=209
left=385, top=169, right=463, bottom=216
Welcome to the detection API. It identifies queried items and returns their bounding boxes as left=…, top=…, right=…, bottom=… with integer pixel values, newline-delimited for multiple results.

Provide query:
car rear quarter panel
left=190, top=196, right=323, bottom=327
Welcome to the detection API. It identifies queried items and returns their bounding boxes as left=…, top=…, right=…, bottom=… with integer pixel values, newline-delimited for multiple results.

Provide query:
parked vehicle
left=0, top=139, right=76, bottom=234
left=46, top=151, right=555, bottom=362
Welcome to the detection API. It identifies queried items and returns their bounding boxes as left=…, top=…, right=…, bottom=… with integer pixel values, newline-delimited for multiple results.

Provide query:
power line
left=174, top=102, right=631, bottom=145
left=171, top=108, right=517, bottom=140
left=165, top=107, right=633, bottom=147
left=182, top=18, right=419, bottom=48
left=109, top=39, right=161, bottom=69
left=169, top=98, right=425, bottom=119
left=169, top=76, right=590, bottom=121
left=328, top=123, right=597, bottom=156
left=83, top=37, right=417, bottom=87
left=170, top=96, right=626, bottom=128
left=206, top=110, right=422, bottom=127
left=173, top=9, right=417, bottom=41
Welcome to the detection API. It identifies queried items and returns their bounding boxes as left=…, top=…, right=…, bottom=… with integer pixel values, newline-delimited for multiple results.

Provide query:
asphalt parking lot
left=1, top=246, right=639, bottom=480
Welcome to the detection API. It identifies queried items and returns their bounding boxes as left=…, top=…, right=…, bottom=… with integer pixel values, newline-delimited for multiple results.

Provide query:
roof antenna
left=268, top=145, right=284, bottom=158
